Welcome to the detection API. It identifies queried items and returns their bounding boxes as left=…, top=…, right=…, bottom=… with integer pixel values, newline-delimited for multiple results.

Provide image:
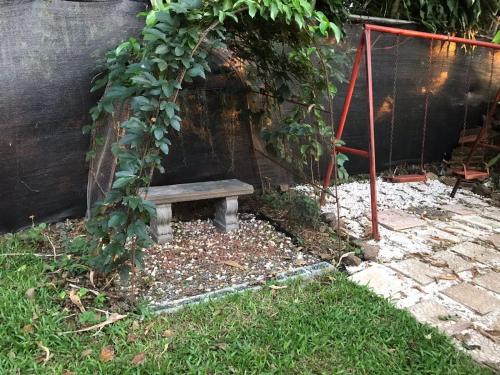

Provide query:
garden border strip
left=151, top=261, right=335, bottom=314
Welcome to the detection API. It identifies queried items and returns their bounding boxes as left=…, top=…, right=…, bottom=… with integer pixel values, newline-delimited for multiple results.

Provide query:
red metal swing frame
left=320, top=24, right=500, bottom=240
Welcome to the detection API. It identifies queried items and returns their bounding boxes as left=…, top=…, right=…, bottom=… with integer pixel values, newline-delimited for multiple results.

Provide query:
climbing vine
left=85, top=0, right=347, bottom=279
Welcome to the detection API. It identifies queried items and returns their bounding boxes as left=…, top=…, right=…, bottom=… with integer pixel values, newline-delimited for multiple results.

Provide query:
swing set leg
left=450, top=178, right=462, bottom=198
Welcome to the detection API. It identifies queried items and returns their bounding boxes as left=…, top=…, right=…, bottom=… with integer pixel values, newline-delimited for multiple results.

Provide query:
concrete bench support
left=150, top=204, right=173, bottom=243
left=214, top=196, right=239, bottom=232
left=141, top=179, right=254, bottom=244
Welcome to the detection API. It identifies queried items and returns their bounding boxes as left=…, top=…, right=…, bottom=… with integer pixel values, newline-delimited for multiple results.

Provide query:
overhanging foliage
left=342, top=0, right=498, bottom=38
left=85, top=0, right=347, bottom=279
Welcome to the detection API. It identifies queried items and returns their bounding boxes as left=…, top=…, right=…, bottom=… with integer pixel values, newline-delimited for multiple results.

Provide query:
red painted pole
left=337, top=35, right=367, bottom=140
left=365, top=24, right=500, bottom=50
left=320, top=34, right=366, bottom=205
left=335, top=146, right=369, bottom=158
left=364, top=28, right=380, bottom=240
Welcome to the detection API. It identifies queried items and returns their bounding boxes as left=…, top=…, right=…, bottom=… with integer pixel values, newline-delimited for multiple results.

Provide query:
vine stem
left=172, top=20, right=221, bottom=104
left=144, top=19, right=222, bottom=194
left=314, top=41, right=343, bottom=250
left=143, top=6, right=249, bottom=192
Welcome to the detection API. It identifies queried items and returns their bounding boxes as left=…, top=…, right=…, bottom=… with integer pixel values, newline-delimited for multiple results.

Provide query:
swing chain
left=485, top=49, right=496, bottom=121
left=460, top=49, right=475, bottom=154
left=388, top=34, right=400, bottom=172
left=420, top=39, right=434, bottom=171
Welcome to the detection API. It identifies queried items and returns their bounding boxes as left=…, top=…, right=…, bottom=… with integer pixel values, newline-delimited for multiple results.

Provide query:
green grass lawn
left=0, top=228, right=492, bottom=374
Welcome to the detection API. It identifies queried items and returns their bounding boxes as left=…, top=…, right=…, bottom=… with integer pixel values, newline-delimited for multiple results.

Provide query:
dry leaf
left=69, top=290, right=86, bottom=312
left=144, top=322, right=155, bottom=335
left=62, top=371, right=75, bottom=375
left=99, top=345, right=114, bottom=362
left=89, top=270, right=96, bottom=288
left=60, top=313, right=127, bottom=335
left=131, top=320, right=140, bottom=330
left=163, top=329, right=175, bottom=338
left=462, top=342, right=481, bottom=350
left=131, top=352, right=146, bottom=365
left=470, top=267, right=480, bottom=278
left=429, top=259, right=448, bottom=268
left=294, top=259, right=308, bottom=267
left=80, top=349, right=93, bottom=358
left=37, top=342, right=51, bottom=363
left=318, top=253, right=333, bottom=261
left=435, top=273, right=458, bottom=281
left=22, top=324, right=34, bottom=334
left=486, top=329, right=500, bottom=337
left=477, top=327, right=500, bottom=343
left=412, top=285, right=425, bottom=293
left=25, top=288, right=35, bottom=300
left=127, top=334, right=138, bottom=343
left=269, top=285, right=288, bottom=290
left=212, top=343, right=228, bottom=351
left=222, top=260, right=246, bottom=270
left=453, top=332, right=471, bottom=342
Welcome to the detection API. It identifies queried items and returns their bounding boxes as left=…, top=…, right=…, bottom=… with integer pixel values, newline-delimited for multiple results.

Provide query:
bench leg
left=214, top=197, right=239, bottom=232
left=151, top=204, right=173, bottom=244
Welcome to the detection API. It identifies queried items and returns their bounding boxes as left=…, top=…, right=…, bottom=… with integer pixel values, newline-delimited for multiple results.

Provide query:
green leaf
left=85, top=150, right=96, bottom=161
left=270, top=3, right=278, bottom=20
left=248, top=2, right=257, bottom=18
left=162, top=83, right=174, bottom=97
left=108, top=211, right=127, bottom=228
left=82, top=125, right=93, bottom=134
left=155, top=44, right=169, bottom=54
left=152, top=57, right=168, bottom=71
left=141, top=199, right=157, bottom=216
left=174, top=45, right=185, bottom=56
left=115, top=41, right=130, bottom=56
left=112, top=176, right=135, bottom=189
left=320, top=20, right=328, bottom=35
left=330, top=23, right=342, bottom=42
left=160, top=142, right=169, bottom=155
left=101, top=100, right=114, bottom=114
left=187, top=64, right=205, bottom=79
left=91, top=77, right=108, bottom=93
left=162, top=101, right=177, bottom=118
left=154, top=128, right=164, bottom=140
left=493, top=31, right=500, bottom=44
left=106, top=85, right=133, bottom=99
left=294, top=13, right=304, bottom=29
left=115, top=170, right=136, bottom=178
left=170, top=117, right=181, bottom=131
left=218, top=11, right=226, bottom=23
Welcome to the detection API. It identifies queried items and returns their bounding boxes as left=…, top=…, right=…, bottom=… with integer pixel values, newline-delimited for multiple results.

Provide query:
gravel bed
left=142, top=214, right=321, bottom=304
left=296, top=178, right=490, bottom=238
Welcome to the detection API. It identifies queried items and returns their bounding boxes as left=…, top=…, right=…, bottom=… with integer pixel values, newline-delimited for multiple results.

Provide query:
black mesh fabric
left=1, top=14, right=497, bottom=232
left=0, top=0, right=145, bottom=232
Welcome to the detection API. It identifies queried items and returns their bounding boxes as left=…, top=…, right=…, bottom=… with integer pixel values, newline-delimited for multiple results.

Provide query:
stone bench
left=142, top=179, right=254, bottom=244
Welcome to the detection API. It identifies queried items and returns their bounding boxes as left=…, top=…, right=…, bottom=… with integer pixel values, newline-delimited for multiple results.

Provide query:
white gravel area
left=297, top=178, right=490, bottom=240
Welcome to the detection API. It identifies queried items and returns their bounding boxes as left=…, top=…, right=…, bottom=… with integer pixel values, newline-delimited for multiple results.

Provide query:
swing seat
left=452, top=169, right=489, bottom=180
left=452, top=163, right=489, bottom=181
left=383, top=174, right=427, bottom=183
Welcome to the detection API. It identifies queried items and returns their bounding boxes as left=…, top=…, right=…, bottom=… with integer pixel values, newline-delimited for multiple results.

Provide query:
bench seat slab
left=143, top=179, right=253, bottom=204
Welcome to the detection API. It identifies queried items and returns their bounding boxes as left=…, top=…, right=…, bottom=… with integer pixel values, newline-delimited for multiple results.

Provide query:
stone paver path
left=306, top=179, right=500, bottom=371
